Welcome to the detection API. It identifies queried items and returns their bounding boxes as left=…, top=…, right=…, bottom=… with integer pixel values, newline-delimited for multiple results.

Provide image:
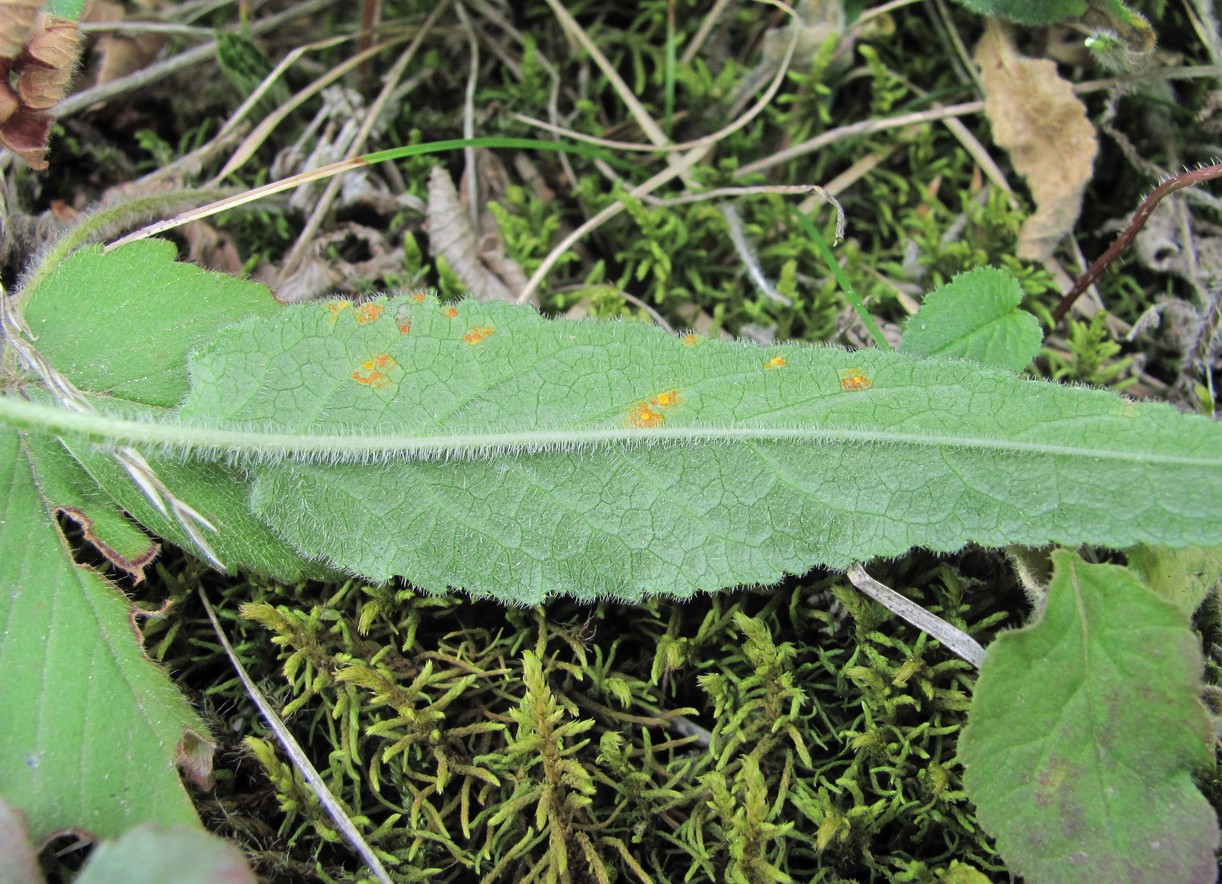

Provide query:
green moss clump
left=145, top=551, right=1021, bottom=881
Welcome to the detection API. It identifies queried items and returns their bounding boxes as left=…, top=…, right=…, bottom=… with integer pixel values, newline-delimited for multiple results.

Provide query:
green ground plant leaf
left=0, top=429, right=212, bottom=843
left=75, top=824, right=256, bottom=884
left=22, top=241, right=281, bottom=408
left=59, top=441, right=333, bottom=584
left=899, top=267, right=1042, bottom=372
left=951, top=0, right=1153, bottom=52
left=1126, top=544, right=1222, bottom=617
left=959, top=550, right=1218, bottom=883
left=23, top=434, right=159, bottom=579
left=5, top=250, right=1222, bottom=602
left=174, top=293, right=1220, bottom=601
left=7, top=286, right=1216, bottom=603
left=951, top=0, right=1087, bottom=23
left=16, top=241, right=324, bottom=581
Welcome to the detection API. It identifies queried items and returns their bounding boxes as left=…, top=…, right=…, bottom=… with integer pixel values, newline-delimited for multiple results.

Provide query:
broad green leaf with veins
left=171, top=292, right=1220, bottom=602
left=960, top=550, right=1217, bottom=882
left=900, top=267, right=1042, bottom=372
left=0, top=430, right=211, bottom=842
left=6, top=285, right=1217, bottom=603
left=0, top=241, right=293, bottom=842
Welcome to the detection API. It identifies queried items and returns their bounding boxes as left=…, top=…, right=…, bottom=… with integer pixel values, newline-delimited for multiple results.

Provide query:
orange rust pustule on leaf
left=651, top=390, right=682, bottom=409
left=838, top=368, right=873, bottom=392
left=354, top=303, right=384, bottom=325
left=628, top=389, right=683, bottom=428
left=764, top=355, right=787, bottom=370
left=463, top=325, right=495, bottom=345
left=395, top=307, right=412, bottom=334
left=628, top=403, right=665, bottom=428
left=352, top=353, right=397, bottom=389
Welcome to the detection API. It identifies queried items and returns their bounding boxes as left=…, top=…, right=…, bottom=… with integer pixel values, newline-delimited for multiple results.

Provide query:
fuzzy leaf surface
left=899, top=267, right=1042, bottom=372
left=17, top=241, right=326, bottom=582
left=22, top=241, right=281, bottom=408
left=155, top=293, right=1222, bottom=602
left=960, top=550, right=1218, bottom=883
left=0, top=429, right=211, bottom=842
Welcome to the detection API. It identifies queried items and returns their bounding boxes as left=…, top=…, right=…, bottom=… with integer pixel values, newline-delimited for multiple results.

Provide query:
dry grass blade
left=513, top=22, right=797, bottom=156
left=539, top=0, right=669, bottom=148
left=208, top=33, right=366, bottom=183
left=0, top=283, right=222, bottom=568
left=847, top=564, right=986, bottom=668
left=276, top=1, right=450, bottom=286
left=516, top=144, right=713, bottom=304
left=197, top=588, right=394, bottom=884
left=733, top=100, right=985, bottom=178
left=55, top=0, right=338, bottom=118
left=103, top=159, right=369, bottom=251
left=514, top=4, right=801, bottom=303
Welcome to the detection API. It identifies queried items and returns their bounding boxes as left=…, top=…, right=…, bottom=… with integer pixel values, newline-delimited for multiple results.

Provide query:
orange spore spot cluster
left=764, top=355, right=787, bottom=370
left=681, top=334, right=702, bottom=347
left=628, top=388, right=683, bottom=428
left=629, top=403, right=665, bottom=428
left=409, top=292, right=428, bottom=303
left=463, top=325, right=495, bottom=345
left=355, top=302, right=384, bottom=325
left=327, top=301, right=352, bottom=321
left=442, top=306, right=458, bottom=318
left=351, top=353, right=397, bottom=389
left=838, top=367, right=873, bottom=392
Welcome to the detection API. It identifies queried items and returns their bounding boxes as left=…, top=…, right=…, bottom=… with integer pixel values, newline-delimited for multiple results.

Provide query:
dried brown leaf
left=0, top=0, right=41, bottom=60
left=0, top=80, right=19, bottom=122
left=84, top=1, right=165, bottom=89
left=181, top=221, right=243, bottom=275
left=0, top=105, right=52, bottom=168
left=271, top=223, right=404, bottom=304
left=975, top=22, right=1097, bottom=260
left=18, top=16, right=80, bottom=109
left=427, top=165, right=521, bottom=304
left=0, top=12, right=80, bottom=167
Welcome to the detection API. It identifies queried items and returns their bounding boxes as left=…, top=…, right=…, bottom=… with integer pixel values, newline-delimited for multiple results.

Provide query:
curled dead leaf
left=0, top=105, right=52, bottom=168
left=0, top=0, right=41, bottom=60
left=975, top=21, right=1098, bottom=261
left=85, top=0, right=166, bottom=88
left=17, top=16, right=79, bottom=109
left=0, top=11, right=80, bottom=168
left=0, top=80, right=19, bottom=122
left=427, top=165, right=527, bottom=304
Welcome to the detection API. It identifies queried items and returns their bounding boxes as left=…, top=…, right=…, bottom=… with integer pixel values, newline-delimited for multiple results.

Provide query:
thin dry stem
left=276, top=2, right=449, bottom=286
left=1052, top=162, right=1222, bottom=324
left=56, top=0, right=339, bottom=118
left=847, top=564, right=986, bottom=668
left=197, top=588, right=393, bottom=884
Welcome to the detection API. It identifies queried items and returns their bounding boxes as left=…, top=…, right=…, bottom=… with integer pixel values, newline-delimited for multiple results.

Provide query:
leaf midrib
left=1, top=395, right=1216, bottom=468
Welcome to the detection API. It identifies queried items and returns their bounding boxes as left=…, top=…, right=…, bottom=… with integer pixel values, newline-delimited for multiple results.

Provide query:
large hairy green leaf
left=4, top=284, right=1220, bottom=603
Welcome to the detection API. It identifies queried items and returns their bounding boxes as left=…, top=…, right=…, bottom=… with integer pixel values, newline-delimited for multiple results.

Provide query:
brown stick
left=1051, top=162, right=1222, bottom=325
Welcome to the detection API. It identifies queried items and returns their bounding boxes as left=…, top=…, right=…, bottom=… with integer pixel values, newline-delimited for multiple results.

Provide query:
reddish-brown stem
left=1051, top=162, right=1222, bottom=325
